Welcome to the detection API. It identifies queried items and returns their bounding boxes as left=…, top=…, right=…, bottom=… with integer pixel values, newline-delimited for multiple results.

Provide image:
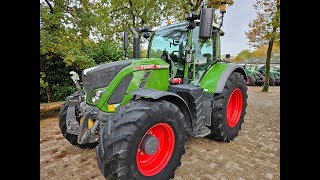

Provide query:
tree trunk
left=40, top=56, right=54, bottom=102
left=129, top=0, right=135, bottom=26
left=45, top=86, right=54, bottom=102
left=262, top=38, right=274, bottom=92
left=262, top=0, right=279, bottom=92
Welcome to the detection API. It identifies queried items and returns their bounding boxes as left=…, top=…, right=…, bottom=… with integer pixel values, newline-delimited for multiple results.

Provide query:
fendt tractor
left=256, top=64, right=277, bottom=86
left=244, top=64, right=265, bottom=86
left=244, top=64, right=256, bottom=86
left=59, top=2, right=248, bottom=179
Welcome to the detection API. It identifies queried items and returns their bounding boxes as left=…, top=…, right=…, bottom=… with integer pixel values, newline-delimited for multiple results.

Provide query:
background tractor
left=59, top=2, right=248, bottom=179
left=254, top=70, right=265, bottom=86
left=272, top=66, right=280, bottom=86
left=256, top=64, right=276, bottom=86
left=244, top=64, right=256, bottom=86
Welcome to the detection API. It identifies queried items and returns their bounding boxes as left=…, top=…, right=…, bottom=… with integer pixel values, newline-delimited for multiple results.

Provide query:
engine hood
left=81, top=60, right=132, bottom=95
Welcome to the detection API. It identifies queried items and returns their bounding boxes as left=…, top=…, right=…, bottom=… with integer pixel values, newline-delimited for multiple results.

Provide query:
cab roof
left=154, top=20, right=224, bottom=34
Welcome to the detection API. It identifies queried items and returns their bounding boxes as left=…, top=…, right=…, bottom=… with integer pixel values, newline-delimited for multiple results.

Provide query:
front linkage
left=64, top=88, right=116, bottom=147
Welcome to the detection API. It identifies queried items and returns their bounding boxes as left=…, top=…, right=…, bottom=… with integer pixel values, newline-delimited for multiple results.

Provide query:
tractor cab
left=148, top=20, right=224, bottom=85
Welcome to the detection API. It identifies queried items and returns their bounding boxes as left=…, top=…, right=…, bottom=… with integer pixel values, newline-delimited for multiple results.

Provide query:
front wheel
left=96, top=100, right=187, bottom=180
left=207, top=72, right=248, bottom=142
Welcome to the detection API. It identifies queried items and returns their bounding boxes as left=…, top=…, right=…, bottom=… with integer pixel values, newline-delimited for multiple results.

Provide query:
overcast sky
left=220, top=0, right=256, bottom=56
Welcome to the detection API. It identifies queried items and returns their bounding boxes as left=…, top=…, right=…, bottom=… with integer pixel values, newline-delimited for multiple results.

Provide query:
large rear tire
left=207, top=72, right=248, bottom=142
left=96, top=100, right=187, bottom=180
left=58, top=92, right=98, bottom=149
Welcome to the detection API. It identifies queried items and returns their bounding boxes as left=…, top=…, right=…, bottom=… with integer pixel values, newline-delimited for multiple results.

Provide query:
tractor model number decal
left=135, top=64, right=169, bottom=70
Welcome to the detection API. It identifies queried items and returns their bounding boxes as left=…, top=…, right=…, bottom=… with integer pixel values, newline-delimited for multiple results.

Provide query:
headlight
left=91, top=89, right=105, bottom=103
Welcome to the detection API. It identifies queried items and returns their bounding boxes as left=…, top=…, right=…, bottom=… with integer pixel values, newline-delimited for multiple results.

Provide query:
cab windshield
left=148, top=23, right=188, bottom=60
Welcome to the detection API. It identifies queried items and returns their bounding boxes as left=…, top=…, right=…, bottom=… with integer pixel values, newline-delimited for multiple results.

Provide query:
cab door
left=191, top=26, right=215, bottom=85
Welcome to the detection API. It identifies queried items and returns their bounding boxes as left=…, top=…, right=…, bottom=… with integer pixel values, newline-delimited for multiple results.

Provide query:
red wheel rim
left=246, top=77, right=250, bottom=85
left=226, top=88, right=243, bottom=128
left=136, top=123, right=175, bottom=176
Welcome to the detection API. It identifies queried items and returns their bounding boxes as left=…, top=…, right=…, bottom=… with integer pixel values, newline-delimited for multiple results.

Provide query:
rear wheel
left=255, top=74, right=265, bottom=86
left=207, top=72, right=248, bottom=142
left=246, top=75, right=256, bottom=86
left=58, top=92, right=98, bottom=149
left=269, top=77, right=275, bottom=86
left=96, top=100, right=187, bottom=180
left=275, top=79, right=280, bottom=86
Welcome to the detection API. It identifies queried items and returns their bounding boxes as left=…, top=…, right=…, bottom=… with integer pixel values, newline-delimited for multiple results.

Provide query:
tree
left=234, top=49, right=253, bottom=62
left=95, top=0, right=180, bottom=41
left=246, top=0, right=280, bottom=92
left=252, top=42, right=279, bottom=58
left=40, top=0, right=98, bottom=102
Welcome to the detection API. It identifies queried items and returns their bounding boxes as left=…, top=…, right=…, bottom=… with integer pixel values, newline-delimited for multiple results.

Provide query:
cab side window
left=192, top=26, right=214, bottom=65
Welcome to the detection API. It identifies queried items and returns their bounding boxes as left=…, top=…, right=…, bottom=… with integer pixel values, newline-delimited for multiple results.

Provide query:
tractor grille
left=81, top=60, right=131, bottom=96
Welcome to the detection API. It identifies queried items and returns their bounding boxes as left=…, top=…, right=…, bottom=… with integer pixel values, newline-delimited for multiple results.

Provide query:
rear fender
left=215, top=64, right=247, bottom=93
left=200, top=63, right=247, bottom=94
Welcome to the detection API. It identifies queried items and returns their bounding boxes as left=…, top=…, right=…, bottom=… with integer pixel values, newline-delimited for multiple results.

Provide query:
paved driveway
left=40, top=86, right=280, bottom=180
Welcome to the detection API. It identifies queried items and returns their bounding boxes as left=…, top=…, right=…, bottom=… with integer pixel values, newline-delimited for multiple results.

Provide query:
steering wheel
left=170, top=51, right=185, bottom=61
left=171, top=51, right=182, bottom=56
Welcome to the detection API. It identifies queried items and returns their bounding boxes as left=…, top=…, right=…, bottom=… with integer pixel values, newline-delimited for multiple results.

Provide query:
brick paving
left=40, top=86, right=280, bottom=180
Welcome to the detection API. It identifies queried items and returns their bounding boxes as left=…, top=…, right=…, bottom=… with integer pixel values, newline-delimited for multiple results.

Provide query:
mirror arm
left=218, top=13, right=225, bottom=32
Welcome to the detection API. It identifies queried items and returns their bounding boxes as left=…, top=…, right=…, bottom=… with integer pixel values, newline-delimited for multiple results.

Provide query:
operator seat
left=169, top=53, right=179, bottom=62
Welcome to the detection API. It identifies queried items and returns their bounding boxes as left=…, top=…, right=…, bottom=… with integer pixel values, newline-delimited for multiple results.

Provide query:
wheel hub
left=140, top=134, right=159, bottom=155
left=136, top=123, right=175, bottom=176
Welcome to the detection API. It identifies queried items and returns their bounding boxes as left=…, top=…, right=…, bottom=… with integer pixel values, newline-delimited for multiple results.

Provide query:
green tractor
left=59, top=2, right=248, bottom=179
left=244, top=64, right=256, bottom=86
left=254, top=70, right=265, bottom=86
left=272, top=66, right=280, bottom=86
left=255, top=64, right=276, bottom=86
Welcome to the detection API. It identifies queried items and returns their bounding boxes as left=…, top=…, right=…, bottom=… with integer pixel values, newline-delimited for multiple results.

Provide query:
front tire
left=96, top=100, right=187, bottom=180
left=207, top=72, right=248, bottom=142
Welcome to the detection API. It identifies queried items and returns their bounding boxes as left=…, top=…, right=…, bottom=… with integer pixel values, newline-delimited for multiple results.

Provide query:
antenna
left=201, top=0, right=207, bottom=8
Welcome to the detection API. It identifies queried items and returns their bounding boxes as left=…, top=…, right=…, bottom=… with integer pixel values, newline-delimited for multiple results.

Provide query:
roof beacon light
left=220, top=2, right=227, bottom=14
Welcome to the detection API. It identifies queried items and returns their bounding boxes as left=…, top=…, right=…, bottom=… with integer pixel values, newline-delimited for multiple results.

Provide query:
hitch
left=77, top=108, right=100, bottom=144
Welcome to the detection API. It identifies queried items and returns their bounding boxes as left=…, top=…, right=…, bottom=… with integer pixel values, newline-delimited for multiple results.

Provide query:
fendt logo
left=135, top=64, right=169, bottom=70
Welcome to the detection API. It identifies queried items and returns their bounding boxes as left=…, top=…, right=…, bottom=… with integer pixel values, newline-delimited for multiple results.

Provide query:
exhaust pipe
left=123, top=32, right=128, bottom=59
left=130, top=26, right=140, bottom=58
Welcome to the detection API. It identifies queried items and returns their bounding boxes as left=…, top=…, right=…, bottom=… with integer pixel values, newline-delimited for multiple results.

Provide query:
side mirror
left=142, top=32, right=150, bottom=38
left=199, top=8, right=214, bottom=38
